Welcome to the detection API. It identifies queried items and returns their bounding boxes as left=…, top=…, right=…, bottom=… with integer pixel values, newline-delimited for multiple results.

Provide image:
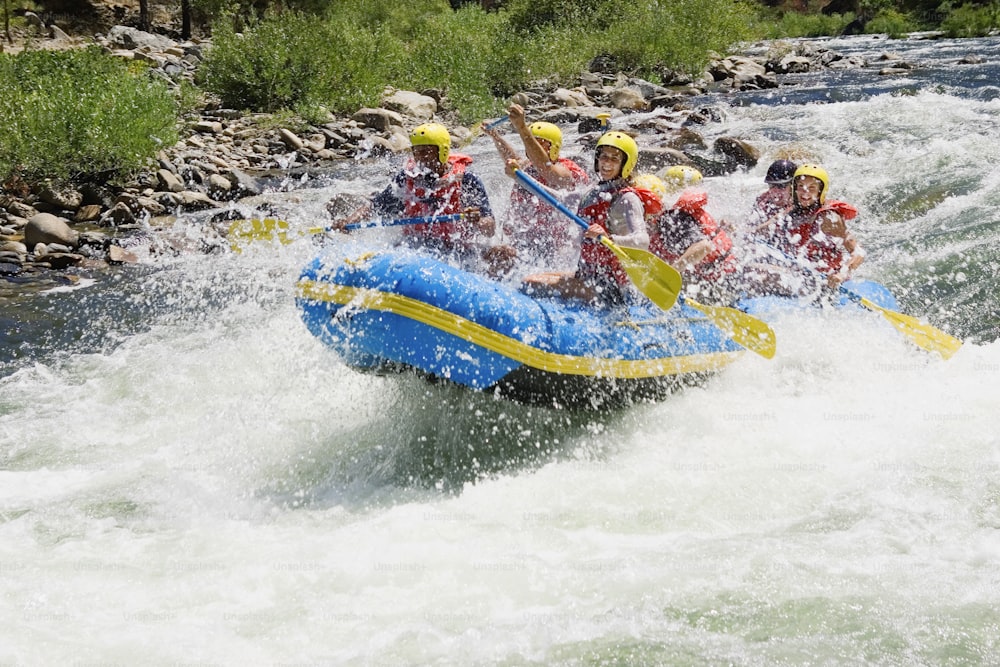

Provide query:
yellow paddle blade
left=227, top=218, right=325, bottom=252
left=601, top=238, right=682, bottom=312
left=857, top=295, right=962, bottom=359
left=458, top=123, right=486, bottom=149
left=227, top=218, right=291, bottom=252
left=685, top=298, right=777, bottom=359
left=458, top=116, right=509, bottom=149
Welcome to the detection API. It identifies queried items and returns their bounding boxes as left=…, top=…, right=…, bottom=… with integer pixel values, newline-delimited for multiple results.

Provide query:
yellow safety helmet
left=793, top=163, right=829, bottom=204
left=409, top=122, right=451, bottom=164
left=633, top=173, right=666, bottom=202
left=594, top=131, right=639, bottom=179
left=660, top=165, right=703, bottom=193
left=529, top=121, right=562, bottom=162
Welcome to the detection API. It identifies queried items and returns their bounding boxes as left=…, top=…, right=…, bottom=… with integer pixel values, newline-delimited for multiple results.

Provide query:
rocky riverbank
left=0, top=19, right=932, bottom=284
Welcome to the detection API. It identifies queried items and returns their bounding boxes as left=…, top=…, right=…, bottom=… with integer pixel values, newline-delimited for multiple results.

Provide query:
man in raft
left=486, top=103, right=589, bottom=263
left=329, top=122, right=514, bottom=274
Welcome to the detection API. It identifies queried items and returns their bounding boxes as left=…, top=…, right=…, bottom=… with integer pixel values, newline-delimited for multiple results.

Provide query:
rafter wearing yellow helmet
left=486, top=103, right=590, bottom=262
left=513, top=129, right=649, bottom=307
left=594, top=131, right=638, bottom=180
left=325, top=121, right=521, bottom=276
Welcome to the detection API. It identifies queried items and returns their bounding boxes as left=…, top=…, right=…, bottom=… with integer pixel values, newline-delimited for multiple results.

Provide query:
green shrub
left=604, top=0, right=758, bottom=77
left=396, top=6, right=512, bottom=120
left=486, top=22, right=594, bottom=98
left=761, top=10, right=857, bottom=38
left=940, top=2, right=1000, bottom=37
left=197, top=0, right=788, bottom=124
left=503, top=0, right=623, bottom=33
left=864, top=9, right=920, bottom=37
left=199, top=12, right=399, bottom=115
left=329, top=0, right=454, bottom=39
left=0, top=46, right=178, bottom=184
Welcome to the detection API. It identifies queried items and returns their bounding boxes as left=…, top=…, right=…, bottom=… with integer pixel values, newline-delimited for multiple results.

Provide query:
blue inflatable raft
left=295, top=247, right=901, bottom=409
left=296, top=249, right=755, bottom=409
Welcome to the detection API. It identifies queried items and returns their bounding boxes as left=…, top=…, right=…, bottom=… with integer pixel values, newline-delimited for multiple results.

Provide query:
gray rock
left=107, top=25, right=176, bottom=52
left=73, top=204, right=103, bottom=222
left=381, top=89, right=437, bottom=120
left=157, top=169, right=185, bottom=193
left=43, top=252, right=85, bottom=269
left=207, top=174, right=232, bottom=198
left=608, top=88, right=649, bottom=111
left=178, top=191, right=219, bottom=210
left=0, top=241, right=27, bottom=255
left=24, top=213, right=79, bottom=249
left=3, top=199, right=39, bottom=219
left=194, top=120, right=223, bottom=134
left=351, top=108, right=405, bottom=132
left=278, top=128, right=305, bottom=151
left=49, top=24, right=70, bottom=41
left=226, top=169, right=263, bottom=197
left=100, top=202, right=137, bottom=226
left=550, top=88, right=593, bottom=107
left=713, top=137, right=760, bottom=170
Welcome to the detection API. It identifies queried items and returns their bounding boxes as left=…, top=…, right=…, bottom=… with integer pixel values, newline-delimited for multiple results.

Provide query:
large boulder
left=106, top=25, right=176, bottom=52
left=381, top=89, right=437, bottom=121
left=24, top=213, right=79, bottom=249
left=351, top=108, right=405, bottom=132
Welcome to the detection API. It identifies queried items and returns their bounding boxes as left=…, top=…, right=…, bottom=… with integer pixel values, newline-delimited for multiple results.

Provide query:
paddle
left=840, top=287, right=962, bottom=359
left=754, top=242, right=961, bottom=358
left=513, top=168, right=682, bottom=312
left=228, top=214, right=464, bottom=250
left=458, top=116, right=510, bottom=148
left=682, top=297, right=777, bottom=359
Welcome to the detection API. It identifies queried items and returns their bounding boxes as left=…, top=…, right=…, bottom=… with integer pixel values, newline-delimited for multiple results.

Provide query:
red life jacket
left=509, top=159, right=589, bottom=248
left=649, top=190, right=736, bottom=280
left=577, top=181, right=639, bottom=287
left=400, top=153, right=474, bottom=249
left=782, top=200, right=858, bottom=275
left=633, top=186, right=665, bottom=218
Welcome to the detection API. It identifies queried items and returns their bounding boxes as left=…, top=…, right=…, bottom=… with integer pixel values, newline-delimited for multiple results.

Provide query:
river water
left=2, top=35, right=999, bottom=664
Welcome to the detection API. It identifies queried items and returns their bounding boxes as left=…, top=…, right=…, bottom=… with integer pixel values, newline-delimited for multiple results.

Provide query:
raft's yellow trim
left=297, top=279, right=742, bottom=379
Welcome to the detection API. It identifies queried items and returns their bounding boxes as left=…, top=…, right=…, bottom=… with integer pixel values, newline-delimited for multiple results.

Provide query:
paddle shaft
left=344, top=213, right=463, bottom=231
left=513, top=169, right=592, bottom=234
left=484, top=116, right=510, bottom=131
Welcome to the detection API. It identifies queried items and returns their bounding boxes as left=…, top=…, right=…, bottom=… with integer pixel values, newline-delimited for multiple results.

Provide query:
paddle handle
left=344, top=213, right=463, bottom=231
left=513, top=169, right=589, bottom=233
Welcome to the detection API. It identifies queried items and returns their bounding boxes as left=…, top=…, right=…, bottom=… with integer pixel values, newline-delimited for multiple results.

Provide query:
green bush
left=331, top=0, right=454, bottom=39
left=760, top=10, right=857, bottom=37
left=503, top=0, right=623, bottom=33
left=940, top=2, right=1000, bottom=37
left=199, top=0, right=760, bottom=123
left=604, top=0, right=758, bottom=77
left=486, top=22, right=595, bottom=98
left=0, top=47, right=178, bottom=184
left=395, top=6, right=511, bottom=120
left=199, top=12, right=400, bottom=115
left=864, top=9, right=920, bottom=37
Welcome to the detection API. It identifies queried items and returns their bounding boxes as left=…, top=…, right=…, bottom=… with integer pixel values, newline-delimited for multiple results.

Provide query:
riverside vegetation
left=0, top=0, right=995, bottom=281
